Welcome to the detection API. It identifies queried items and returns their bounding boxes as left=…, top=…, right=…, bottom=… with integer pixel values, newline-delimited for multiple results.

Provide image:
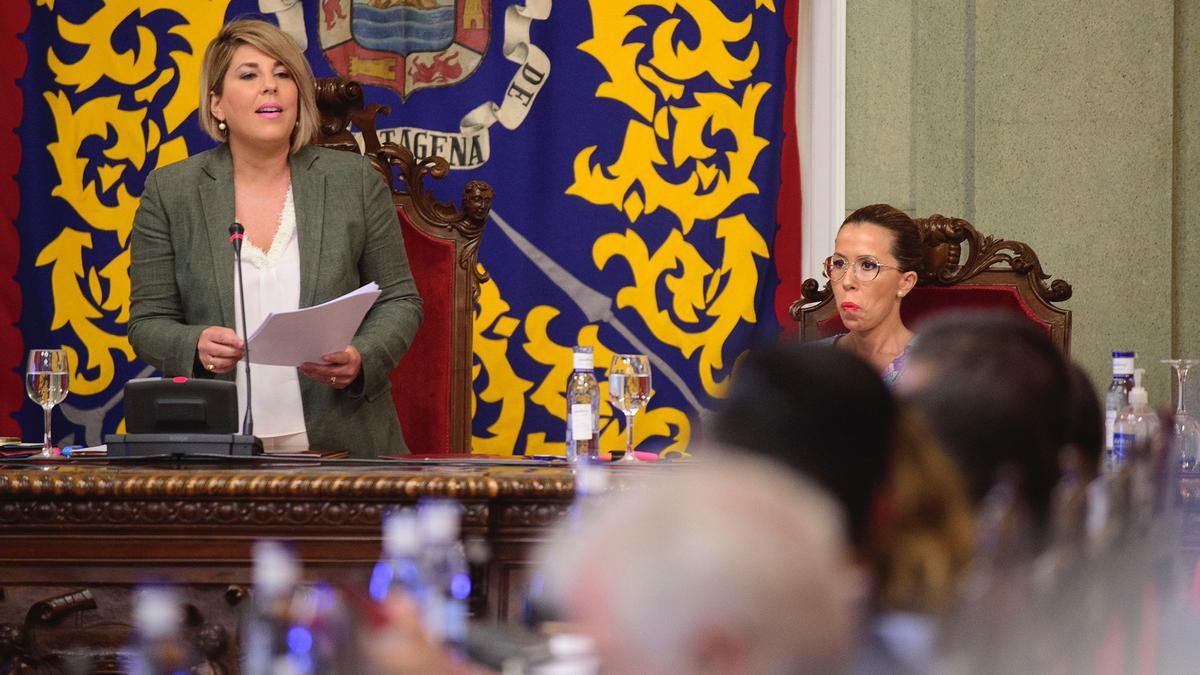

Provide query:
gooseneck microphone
left=229, top=222, right=254, bottom=436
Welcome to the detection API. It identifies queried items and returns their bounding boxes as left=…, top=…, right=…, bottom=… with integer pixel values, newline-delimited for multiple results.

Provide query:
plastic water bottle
left=418, top=500, right=471, bottom=653
left=370, top=509, right=424, bottom=603
left=244, top=540, right=307, bottom=675
left=565, top=346, right=600, bottom=462
left=128, top=587, right=192, bottom=675
left=521, top=460, right=610, bottom=628
left=1105, top=351, right=1136, bottom=455
left=570, top=458, right=609, bottom=527
left=1111, top=368, right=1160, bottom=469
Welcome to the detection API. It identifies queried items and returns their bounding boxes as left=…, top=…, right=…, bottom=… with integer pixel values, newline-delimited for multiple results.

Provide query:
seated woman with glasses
left=820, top=203, right=923, bottom=386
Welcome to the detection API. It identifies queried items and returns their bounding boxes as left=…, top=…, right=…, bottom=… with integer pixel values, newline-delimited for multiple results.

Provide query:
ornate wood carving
left=0, top=468, right=584, bottom=531
left=314, top=77, right=389, bottom=156
left=313, top=75, right=491, bottom=453
left=313, top=76, right=490, bottom=305
left=0, top=469, right=575, bottom=501
left=0, top=586, right=233, bottom=674
left=373, top=143, right=492, bottom=303
left=495, top=502, right=572, bottom=529
left=0, top=461, right=628, bottom=668
left=26, top=589, right=95, bottom=624
left=789, top=214, right=1073, bottom=352
left=792, top=215, right=1072, bottom=308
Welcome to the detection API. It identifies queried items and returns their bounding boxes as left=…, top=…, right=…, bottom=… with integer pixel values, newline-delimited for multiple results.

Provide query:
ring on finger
left=207, top=362, right=215, bottom=371
left=330, top=375, right=337, bottom=386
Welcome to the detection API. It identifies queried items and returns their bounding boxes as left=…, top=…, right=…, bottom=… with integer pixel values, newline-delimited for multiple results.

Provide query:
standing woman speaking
left=128, top=19, right=422, bottom=457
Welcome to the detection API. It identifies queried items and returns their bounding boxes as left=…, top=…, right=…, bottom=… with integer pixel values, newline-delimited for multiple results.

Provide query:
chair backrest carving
left=790, top=215, right=1072, bottom=353
left=314, top=77, right=488, bottom=453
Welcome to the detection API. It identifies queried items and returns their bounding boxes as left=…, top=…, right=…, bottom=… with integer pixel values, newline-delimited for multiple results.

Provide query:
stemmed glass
left=608, top=354, right=652, bottom=463
left=1162, top=359, right=1200, bottom=471
left=26, top=349, right=69, bottom=458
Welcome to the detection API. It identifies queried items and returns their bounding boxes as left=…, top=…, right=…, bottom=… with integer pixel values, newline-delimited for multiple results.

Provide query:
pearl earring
left=897, top=291, right=905, bottom=298
left=217, top=120, right=227, bottom=134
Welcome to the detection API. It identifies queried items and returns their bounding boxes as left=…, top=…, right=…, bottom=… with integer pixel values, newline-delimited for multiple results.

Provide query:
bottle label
left=1112, top=432, right=1135, bottom=465
left=1105, top=410, right=1117, bottom=450
left=571, top=404, right=593, bottom=440
left=1112, top=356, right=1135, bottom=376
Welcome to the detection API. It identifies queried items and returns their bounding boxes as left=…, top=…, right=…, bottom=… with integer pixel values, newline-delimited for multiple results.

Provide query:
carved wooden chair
left=314, top=77, right=489, bottom=454
left=790, top=215, right=1073, bottom=354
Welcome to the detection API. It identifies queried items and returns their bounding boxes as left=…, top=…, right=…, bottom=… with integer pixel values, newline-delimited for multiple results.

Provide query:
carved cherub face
left=463, top=181, right=494, bottom=221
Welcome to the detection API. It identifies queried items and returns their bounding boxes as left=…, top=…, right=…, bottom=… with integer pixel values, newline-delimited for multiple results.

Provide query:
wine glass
left=26, top=349, right=69, bottom=458
left=1162, top=359, right=1200, bottom=471
left=608, top=354, right=652, bottom=463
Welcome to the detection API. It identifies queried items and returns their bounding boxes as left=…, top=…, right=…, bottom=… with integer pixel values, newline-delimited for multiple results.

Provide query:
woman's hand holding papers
left=197, top=326, right=245, bottom=375
left=300, top=345, right=363, bottom=390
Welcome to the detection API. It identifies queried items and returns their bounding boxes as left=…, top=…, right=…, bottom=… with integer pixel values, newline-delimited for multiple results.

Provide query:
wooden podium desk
left=0, top=456, right=596, bottom=672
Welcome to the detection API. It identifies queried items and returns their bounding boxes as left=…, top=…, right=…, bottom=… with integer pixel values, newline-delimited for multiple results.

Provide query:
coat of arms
left=320, top=0, right=490, bottom=99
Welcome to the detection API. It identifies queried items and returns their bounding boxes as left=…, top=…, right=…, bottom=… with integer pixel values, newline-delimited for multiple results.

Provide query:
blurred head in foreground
left=711, top=343, right=974, bottom=615
left=711, top=344, right=894, bottom=549
left=538, top=457, right=859, bottom=675
left=897, top=312, right=1069, bottom=536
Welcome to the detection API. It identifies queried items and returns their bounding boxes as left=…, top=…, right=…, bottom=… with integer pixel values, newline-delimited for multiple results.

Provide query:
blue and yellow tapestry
left=0, top=0, right=802, bottom=454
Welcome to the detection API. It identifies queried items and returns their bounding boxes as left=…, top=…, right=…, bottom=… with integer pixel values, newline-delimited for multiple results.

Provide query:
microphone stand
left=229, top=223, right=254, bottom=436
left=104, top=228, right=263, bottom=458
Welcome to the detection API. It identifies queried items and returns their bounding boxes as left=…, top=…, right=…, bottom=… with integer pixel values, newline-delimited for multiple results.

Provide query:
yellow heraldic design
left=579, top=0, right=761, bottom=122
left=595, top=214, right=767, bottom=398
left=35, top=229, right=136, bottom=396
left=472, top=265, right=535, bottom=454
left=38, top=2, right=231, bottom=396
left=566, top=0, right=773, bottom=399
left=47, top=0, right=227, bottom=133
left=570, top=83, right=770, bottom=232
left=43, top=92, right=147, bottom=244
left=521, top=306, right=690, bottom=456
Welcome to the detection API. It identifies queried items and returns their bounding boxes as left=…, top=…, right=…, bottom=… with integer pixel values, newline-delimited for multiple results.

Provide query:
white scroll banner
left=368, top=0, right=553, bottom=170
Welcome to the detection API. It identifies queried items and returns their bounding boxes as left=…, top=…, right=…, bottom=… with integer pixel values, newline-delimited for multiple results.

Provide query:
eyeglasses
left=822, top=255, right=903, bottom=282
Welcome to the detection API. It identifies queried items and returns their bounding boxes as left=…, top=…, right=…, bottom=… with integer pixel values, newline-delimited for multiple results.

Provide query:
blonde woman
left=129, top=19, right=422, bottom=456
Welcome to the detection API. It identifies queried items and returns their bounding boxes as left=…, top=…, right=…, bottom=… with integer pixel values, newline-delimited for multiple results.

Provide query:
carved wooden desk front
left=0, top=459, right=578, bottom=673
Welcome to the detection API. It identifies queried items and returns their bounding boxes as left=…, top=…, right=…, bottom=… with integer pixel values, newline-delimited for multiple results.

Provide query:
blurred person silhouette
left=1065, top=361, right=1105, bottom=484
left=710, top=343, right=974, bottom=672
left=537, top=455, right=860, bottom=675
left=894, top=312, right=1097, bottom=672
left=360, top=593, right=495, bottom=675
left=896, top=312, right=1070, bottom=544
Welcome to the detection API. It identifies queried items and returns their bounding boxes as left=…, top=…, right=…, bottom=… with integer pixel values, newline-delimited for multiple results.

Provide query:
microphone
left=229, top=222, right=254, bottom=436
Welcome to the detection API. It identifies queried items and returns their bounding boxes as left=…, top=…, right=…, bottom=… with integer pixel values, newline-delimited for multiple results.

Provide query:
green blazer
left=129, top=143, right=423, bottom=457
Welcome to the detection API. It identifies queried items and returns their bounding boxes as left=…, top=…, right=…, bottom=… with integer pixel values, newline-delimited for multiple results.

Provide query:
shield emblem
left=320, top=0, right=490, bottom=99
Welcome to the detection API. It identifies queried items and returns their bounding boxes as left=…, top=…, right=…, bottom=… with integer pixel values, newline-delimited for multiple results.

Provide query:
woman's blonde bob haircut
left=199, top=19, right=319, bottom=154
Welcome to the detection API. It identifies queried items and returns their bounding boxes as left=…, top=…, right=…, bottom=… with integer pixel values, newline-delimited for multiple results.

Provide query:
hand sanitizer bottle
left=1111, top=368, right=1159, bottom=470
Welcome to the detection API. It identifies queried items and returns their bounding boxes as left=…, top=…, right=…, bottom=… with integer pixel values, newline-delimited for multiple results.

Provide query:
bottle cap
left=572, top=346, right=594, bottom=372
left=134, top=587, right=182, bottom=639
left=383, top=509, right=420, bottom=557
left=253, top=540, right=300, bottom=597
left=574, top=459, right=609, bottom=497
left=1112, top=352, right=1135, bottom=376
left=548, top=632, right=596, bottom=658
left=418, top=500, right=460, bottom=543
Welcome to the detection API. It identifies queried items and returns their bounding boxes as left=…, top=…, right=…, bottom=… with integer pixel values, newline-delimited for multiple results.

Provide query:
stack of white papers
left=247, top=283, right=381, bottom=366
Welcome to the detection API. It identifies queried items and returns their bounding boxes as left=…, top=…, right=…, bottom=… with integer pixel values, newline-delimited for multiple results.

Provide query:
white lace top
left=234, top=187, right=307, bottom=439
